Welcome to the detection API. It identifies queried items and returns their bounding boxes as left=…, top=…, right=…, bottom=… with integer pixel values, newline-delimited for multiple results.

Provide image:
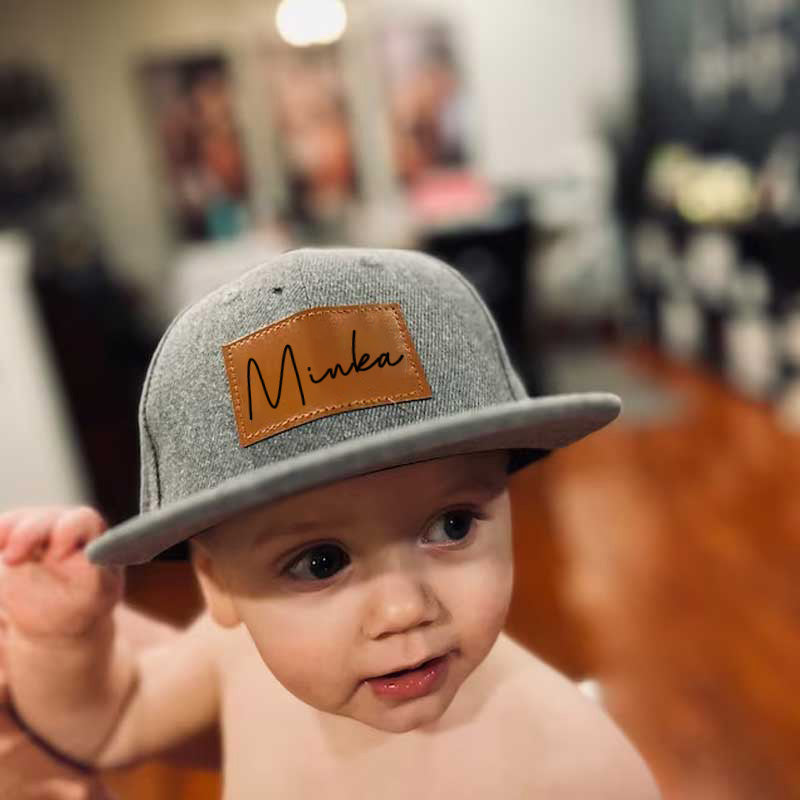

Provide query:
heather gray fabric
left=86, top=248, right=621, bottom=566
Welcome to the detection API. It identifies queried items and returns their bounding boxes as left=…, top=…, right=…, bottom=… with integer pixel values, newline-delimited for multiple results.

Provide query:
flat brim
left=86, top=392, right=621, bottom=565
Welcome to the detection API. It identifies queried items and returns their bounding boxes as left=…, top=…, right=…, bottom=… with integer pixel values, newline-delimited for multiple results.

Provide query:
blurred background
left=2, top=0, right=800, bottom=797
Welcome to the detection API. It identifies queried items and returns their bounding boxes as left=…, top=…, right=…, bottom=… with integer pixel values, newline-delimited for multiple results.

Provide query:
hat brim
left=86, top=392, right=621, bottom=565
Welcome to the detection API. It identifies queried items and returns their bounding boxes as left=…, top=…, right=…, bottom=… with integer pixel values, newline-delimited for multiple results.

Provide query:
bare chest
left=216, top=637, right=538, bottom=800
left=221, top=716, right=532, bottom=800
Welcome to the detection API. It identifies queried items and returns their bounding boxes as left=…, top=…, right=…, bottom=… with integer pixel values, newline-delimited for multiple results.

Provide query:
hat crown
left=139, top=248, right=527, bottom=512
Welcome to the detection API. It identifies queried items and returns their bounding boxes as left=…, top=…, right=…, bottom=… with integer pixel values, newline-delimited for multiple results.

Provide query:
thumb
left=98, top=563, right=126, bottom=599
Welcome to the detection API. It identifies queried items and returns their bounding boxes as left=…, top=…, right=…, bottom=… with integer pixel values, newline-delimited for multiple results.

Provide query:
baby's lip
left=368, top=651, right=450, bottom=680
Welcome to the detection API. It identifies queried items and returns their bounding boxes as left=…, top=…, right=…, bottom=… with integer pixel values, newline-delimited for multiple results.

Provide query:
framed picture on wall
left=377, top=19, right=470, bottom=187
left=139, top=53, right=249, bottom=241
left=262, top=43, right=359, bottom=228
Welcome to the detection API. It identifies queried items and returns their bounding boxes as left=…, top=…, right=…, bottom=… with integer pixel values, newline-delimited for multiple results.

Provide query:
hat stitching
left=239, top=393, right=427, bottom=442
left=139, top=304, right=194, bottom=510
left=222, top=304, right=428, bottom=442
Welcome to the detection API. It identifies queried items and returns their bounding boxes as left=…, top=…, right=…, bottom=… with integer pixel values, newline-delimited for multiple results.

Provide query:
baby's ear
left=190, top=541, right=241, bottom=629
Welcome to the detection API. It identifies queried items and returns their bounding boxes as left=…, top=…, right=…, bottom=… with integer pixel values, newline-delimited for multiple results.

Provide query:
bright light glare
left=275, top=0, right=347, bottom=47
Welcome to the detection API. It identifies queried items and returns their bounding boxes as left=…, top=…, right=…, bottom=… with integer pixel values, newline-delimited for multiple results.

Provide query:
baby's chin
left=341, top=704, right=449, bottom=734
left=362, top=707, right=448, bottom=734
left=291, top=681, right=457, bottom=734
left=345, top=683, right=460, bottom=734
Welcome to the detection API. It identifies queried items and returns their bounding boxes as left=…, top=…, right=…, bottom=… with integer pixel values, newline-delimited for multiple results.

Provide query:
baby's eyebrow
left=253, top=516, right=344, bottom=547
left=253, top=471, right=505, bottom=547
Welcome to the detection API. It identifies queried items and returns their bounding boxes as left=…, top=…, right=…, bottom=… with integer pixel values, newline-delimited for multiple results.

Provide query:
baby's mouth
left=365, top=653, right=452, bottom=699
left=380, top=658, right=437, bottom=679
left=371, top=653, right=448, bottom=681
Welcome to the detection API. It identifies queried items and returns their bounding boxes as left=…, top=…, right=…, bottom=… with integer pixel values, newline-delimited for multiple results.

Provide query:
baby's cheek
left=249, top=616, right=351, bottom=710
left=458, top=559, right=514, bottom=653
left=464, top=507, right=515, bottom=642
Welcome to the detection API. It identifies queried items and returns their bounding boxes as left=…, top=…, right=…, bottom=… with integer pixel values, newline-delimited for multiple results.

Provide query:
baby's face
left=195, top=450, right=513, bottom=733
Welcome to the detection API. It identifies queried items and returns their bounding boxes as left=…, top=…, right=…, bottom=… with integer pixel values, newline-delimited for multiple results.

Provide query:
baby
left=1, top=248, right=660, bottom=798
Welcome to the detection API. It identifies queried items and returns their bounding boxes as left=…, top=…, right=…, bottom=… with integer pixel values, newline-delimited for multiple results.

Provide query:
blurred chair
left=417, top=189, right=540, bottom=393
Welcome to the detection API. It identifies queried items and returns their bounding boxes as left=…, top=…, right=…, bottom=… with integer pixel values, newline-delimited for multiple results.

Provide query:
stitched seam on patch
left=223, top=304, right=427, bottom=442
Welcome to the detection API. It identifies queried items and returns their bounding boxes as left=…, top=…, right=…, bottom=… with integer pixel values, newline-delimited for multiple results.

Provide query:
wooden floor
left=107, top=346, right=800, bottom=799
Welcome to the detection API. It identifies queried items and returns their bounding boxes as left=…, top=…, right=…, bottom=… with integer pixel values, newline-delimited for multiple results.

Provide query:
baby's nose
left=361, top=572, right=440, bottom=640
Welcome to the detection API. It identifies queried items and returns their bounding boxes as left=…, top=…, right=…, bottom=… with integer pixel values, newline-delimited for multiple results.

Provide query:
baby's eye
left=423, top=509, right=484, bottom=545
left=286, top=543, right=350, bottom=581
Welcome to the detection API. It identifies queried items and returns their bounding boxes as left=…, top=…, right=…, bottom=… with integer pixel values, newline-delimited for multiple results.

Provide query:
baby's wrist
left=3, top=606, right=135, bottom=768
left=4, top=696, right=97, bottom=774
left=7, top=612, right=115, bottom=653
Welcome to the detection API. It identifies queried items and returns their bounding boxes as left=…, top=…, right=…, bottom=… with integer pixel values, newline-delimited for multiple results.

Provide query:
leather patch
left=222, top=303, right=432, bottom=447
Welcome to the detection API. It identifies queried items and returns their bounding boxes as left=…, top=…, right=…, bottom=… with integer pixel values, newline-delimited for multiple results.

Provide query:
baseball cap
left=86, top=248, right=620, bottom=565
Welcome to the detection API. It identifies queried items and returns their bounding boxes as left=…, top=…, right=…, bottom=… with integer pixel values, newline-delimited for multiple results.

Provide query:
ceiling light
left=275, top=0, right=347, bottom=47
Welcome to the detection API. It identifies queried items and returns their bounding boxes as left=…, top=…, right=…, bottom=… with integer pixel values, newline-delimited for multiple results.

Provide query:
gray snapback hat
left=86, top=247, right=621, bottom=566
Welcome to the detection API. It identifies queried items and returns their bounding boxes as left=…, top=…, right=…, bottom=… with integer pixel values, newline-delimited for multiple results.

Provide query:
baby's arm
left=107, top=602, right=222, bottom=771
left=95, top=607, right=221, bottom=770
left=0, top=507, right=220, bottom=770
left=0, top=600, right=215, bottom=799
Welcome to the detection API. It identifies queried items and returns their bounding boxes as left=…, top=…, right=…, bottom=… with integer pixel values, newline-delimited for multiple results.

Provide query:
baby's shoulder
left=475, top=634, right=661, bottom=799
left=200, top=612, right=254, bottom=671
left=482, top=633, right=609, bottom=730
left=181, top=609, right=254, bottom=692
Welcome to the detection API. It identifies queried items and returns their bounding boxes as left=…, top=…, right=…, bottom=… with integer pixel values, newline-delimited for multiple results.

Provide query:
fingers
left=0, top=507, right=108, bottom=567
left=1, top=510, right=58, bottom=566
left=0, top=508, right=34, bottom=550
left=47, top=507, right=108, bottom=564
left=0, top=507, right=71, bottom=550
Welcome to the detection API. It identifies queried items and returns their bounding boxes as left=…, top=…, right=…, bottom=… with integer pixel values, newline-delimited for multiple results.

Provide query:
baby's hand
left=0, top=507, right=124, bottom=642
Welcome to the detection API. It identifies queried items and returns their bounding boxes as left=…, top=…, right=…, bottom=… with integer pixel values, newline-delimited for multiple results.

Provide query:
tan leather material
left=222, top=303, right=433, bottom=447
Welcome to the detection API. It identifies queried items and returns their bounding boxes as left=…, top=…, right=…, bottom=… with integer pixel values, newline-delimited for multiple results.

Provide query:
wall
left=0, top=0, right=636, bottom=301
left=379, top=0, right=636, bottom=182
